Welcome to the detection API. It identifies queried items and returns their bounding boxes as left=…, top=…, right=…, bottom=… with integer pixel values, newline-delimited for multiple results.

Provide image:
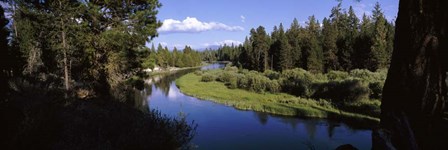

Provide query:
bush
left=266, top=80, right=281, bottom=93
left=313, top=79, right=370, bottom=103
left=237, top=74, right=249, bottom=89
left=349, top=69, right=386, bottom=82
left=194, top=70, right=203, bottom=76
left=246, top=72, right=270, bottom=93
left=225, top=75, right=238, bottom=89
left=369, top=81, right=384, bottom=99
left=313, top=73, right=328, bottom=82
left=263, top=70, right=280, bottom=80
left=224, top=66, right=238, bottom=72
left=280, top=68, right=315, bottom=97
left=327, top=70, right=349, bottom=81
left=201, top=74, right=215, bottom=82
left=238, top=69, right=250, bottom=75
left=217, top=71, right=238, bottom=83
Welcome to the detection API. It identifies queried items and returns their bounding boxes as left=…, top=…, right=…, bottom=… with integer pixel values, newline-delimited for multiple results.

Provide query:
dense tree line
left=142, top=44, right=202, bottom=70
left=0, top=0, right=164, bottom=98
left=215, top=2, right=394, bottom=73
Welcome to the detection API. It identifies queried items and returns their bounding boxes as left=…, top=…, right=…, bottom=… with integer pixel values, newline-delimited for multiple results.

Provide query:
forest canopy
left=206, top=2, right=394, bottom=73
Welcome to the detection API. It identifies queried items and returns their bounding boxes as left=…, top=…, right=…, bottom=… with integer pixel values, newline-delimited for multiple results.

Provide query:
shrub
left=201, top=74, right=215, bottom=82
left=225, top=75, right=238, bottom=89
left=246, top=72, right=270, bottom=93
left=313, top=79, right=370, bottom=103
left=369, top=81, right=384, bottom=99
left=194, top=70, right=203, bottom=76
left=224, top=66, right=238, bottom=72
left=217, top=71, right=237, bottom=83
left=313, top=73, right=328, bottom=82
left=238, top=69, right=250, bottom=75
left=327, top=70, right=349, bottom=81
left=266, top=80, right=281, bottom=93
left=349, top=69, right=386, bottom=83
left=237, top=74, right=249, bottom=89
left=280, top=68, right=315, bottom=97
left=263, top=70, right=280, bottom=80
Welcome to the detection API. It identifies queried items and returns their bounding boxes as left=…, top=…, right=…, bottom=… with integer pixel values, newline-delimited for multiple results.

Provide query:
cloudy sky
left=150, top=0, right=399, bottom=50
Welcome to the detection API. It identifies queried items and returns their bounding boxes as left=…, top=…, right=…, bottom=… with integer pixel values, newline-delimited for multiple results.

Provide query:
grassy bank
left=176, top=71, right=380, bottom=125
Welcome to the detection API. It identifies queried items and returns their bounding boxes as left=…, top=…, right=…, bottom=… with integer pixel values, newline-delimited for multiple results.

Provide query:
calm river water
left=141, top=64, right=371, bottom=150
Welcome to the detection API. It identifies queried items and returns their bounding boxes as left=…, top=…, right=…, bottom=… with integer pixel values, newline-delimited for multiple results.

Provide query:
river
left=140, top=63, right=371, bottom=150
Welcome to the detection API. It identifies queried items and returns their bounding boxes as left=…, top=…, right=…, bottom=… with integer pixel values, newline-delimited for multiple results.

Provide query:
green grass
left=176, top=72, right=380, bottom=124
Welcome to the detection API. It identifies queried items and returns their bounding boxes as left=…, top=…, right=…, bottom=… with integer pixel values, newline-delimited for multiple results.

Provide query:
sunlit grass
left=176, top=72, right=379, bottom=123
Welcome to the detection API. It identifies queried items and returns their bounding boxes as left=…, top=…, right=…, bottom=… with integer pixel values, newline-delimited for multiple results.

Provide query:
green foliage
left=369, top=2, right=389, bottom=71
left=326, top=70, right=349, bottom=81
left=201, top=73, right=216, bottom=82
left=212, top=3, right=393, bottom=74
left=349, top=69, right=386, bottom=82
left=194, top=70, right=204, bottom=76
left=8, top=0, right=165, bottom=97
left=369, top=81, right=384, bottom=99
left=224, top=66, right=239, bottom=72
left=280, top=68, right=316, bottom=97
left=245, top=72, right=270, bottom=93
left=142, top=45, right=202, bottom=70
left=263, top=70, right=280, bottom=80
left=314, top=79, right=370, bottom=102
left=203, top=66, right=387, bottom=103
left=217, top=71, right=237, bottom=83
left=225, top=75, right=238, bottom=89
left=266, top=79, right=281, bottom=93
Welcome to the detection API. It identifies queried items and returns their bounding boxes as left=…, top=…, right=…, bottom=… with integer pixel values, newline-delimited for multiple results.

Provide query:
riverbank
left=176, top=71, right=380, bottom=126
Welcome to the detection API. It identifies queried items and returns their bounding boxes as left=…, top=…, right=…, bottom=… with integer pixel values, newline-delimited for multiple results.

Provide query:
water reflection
left=254, top=112, right=269, bottom=125
left=141, top=63, right=372, bottom=150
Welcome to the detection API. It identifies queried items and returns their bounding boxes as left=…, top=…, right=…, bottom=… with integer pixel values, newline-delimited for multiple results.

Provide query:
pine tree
left=369, top=2, right=388, bottom=71
left=352, top=14, right=373, bottom=69
left=385, top=20, right=395, bottom=67
left=269, top=25, right=280, bottom=70
left=286, top=18, right=302, bottom=68
left=156, top=44, right=166, bottom=68
left=301, top=16, right=323, bottom=73
left=322, top=17, right=339, bottom=71
left=337, top=6, right=359, bottom=71
left=277, top=23, right=293, bottom=71
left=250, top=26, right=270, bottom=71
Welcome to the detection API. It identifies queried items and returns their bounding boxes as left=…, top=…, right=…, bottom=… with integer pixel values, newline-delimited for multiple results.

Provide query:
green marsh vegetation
left=177, top=66, right=386, bottom=125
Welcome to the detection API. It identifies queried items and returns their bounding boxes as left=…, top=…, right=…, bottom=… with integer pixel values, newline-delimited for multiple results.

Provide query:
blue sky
left=149, top=0, right=399, bottom=50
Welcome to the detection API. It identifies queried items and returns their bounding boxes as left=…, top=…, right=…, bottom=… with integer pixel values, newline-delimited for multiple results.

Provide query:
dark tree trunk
left=373, top=0, right=448, bottom=149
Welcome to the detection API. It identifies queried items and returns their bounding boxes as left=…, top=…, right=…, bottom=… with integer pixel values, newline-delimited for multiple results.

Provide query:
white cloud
left=203, top=40, right=242, bottom=47
left=158, top=17, right=244, bottom=34
left=240, top=15, right=246, bottom=23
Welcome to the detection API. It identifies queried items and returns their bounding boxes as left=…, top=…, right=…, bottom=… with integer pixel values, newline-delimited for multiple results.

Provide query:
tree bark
left=59, top=1, right=70, bottom=92
left=373, top=0, right=448, bottom=149
left=62, top=22, right=70, bottom=91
